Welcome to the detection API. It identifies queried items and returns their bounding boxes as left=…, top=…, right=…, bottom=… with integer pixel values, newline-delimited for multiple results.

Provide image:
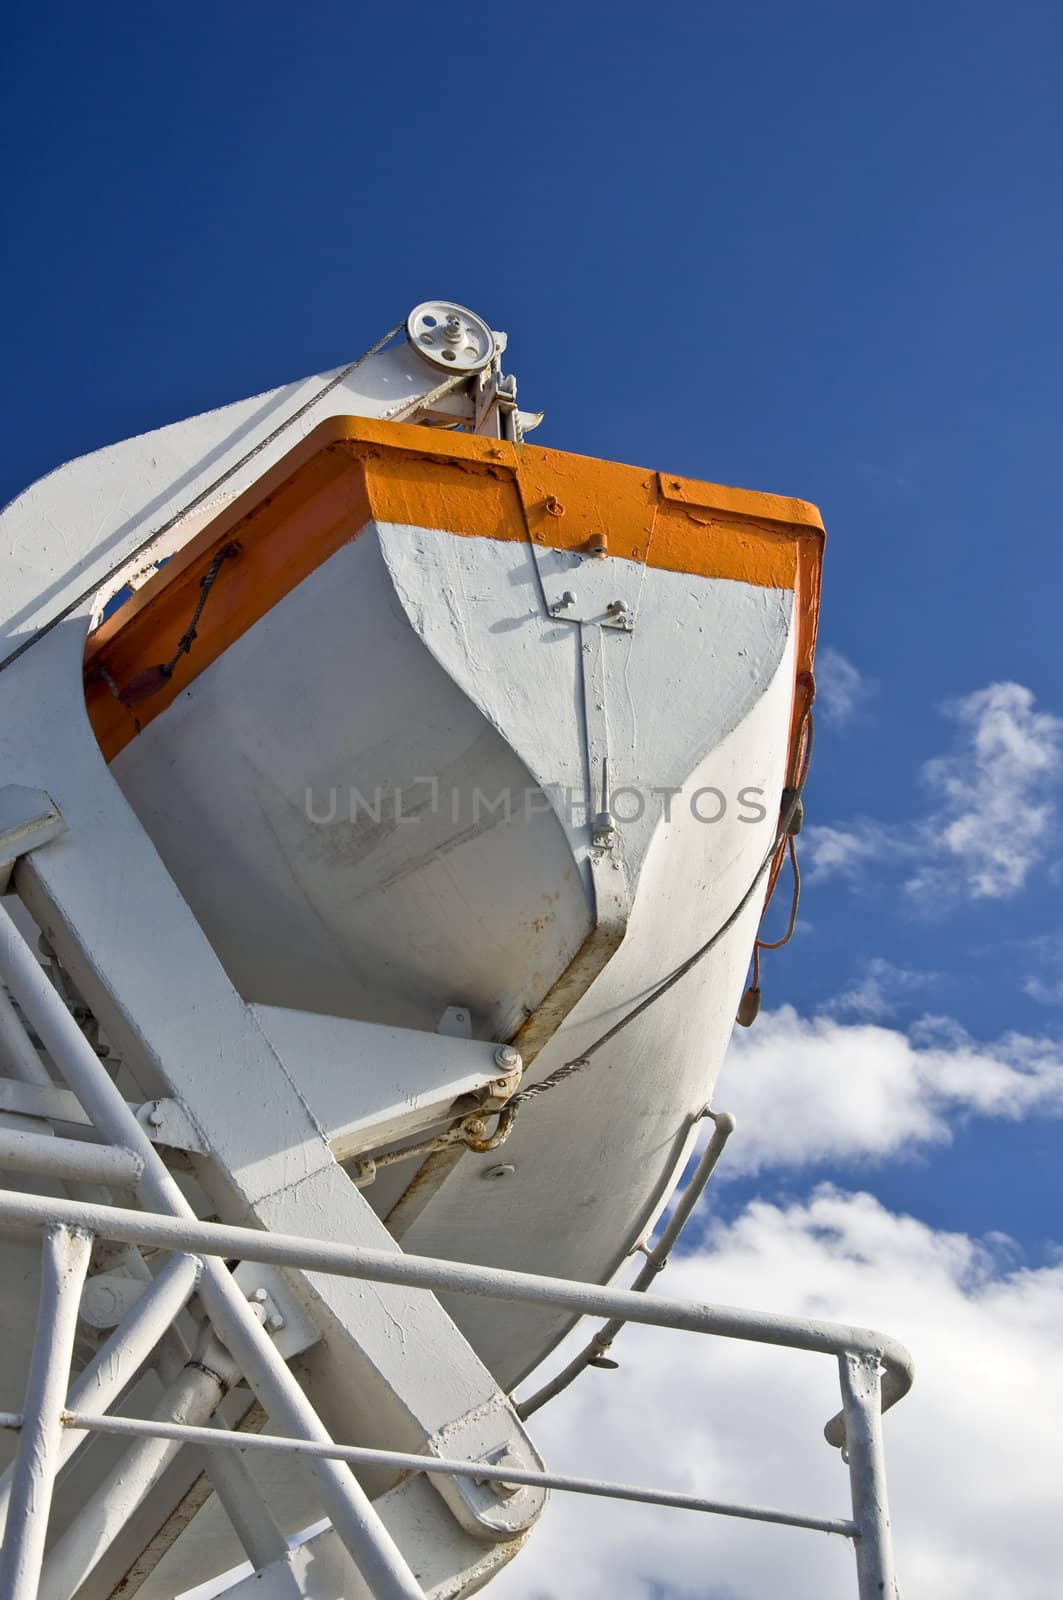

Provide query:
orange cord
left=740, top=674, right=814, bottom=1015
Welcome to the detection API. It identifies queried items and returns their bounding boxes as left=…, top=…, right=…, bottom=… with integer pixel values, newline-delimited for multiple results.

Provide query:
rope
left=509, top=708, right=814, bottom=1110
left=745, top=676, right=814, bottom=994
left=95, top=542, right=240, bottom=709
left=0, top=321, right=407, bottom=676
left=160, top=545, right=236, bottom=676
left=755, top=832, right=800, bottom=952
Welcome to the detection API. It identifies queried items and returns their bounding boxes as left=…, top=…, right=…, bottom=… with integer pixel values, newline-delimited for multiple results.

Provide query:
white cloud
left=824, top=957, right=935, bottom=1021
left=910, top=682, right=1063, bottom=900
left=1020, top=936, right=1063, bottom=1007
left=815, top=647, right=876, bottom=728
left=800, top=821, right=886, bottom=883
left=1026, top=974, right=1063, bottom=1005
left=502, top=1189, right=1063, bottom=1600
left=1024, top=972, right=1063, bottom=998
left=715, top=1004, right=1063, bottom=1178
left=804, top=681, right=1063, bottom=903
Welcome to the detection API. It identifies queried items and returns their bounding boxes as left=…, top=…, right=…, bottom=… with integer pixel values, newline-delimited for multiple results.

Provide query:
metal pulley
left=406, top=300, right=496, bottom=374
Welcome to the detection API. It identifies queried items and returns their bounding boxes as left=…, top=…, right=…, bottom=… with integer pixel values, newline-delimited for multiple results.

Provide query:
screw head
left=483, top=1163, right=516, bottom=1180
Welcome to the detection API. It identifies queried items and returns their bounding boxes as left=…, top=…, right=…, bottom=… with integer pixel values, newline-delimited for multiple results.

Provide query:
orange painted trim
left=84, top=416, right=824, bottom=767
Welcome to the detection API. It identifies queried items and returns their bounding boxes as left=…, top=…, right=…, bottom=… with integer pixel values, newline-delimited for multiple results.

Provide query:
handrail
left=0, top=1185, right=914, bottom=1442
left=518, top=1108, right=736, bottom=1418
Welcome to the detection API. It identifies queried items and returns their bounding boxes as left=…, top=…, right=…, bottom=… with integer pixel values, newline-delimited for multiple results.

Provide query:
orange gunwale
left=84, top=415, right=824, bottom=772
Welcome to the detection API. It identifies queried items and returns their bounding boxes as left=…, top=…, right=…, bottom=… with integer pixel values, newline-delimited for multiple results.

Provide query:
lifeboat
left=82, top=378, right=821, bottom=1382
left=0, top=301, right=824, bottom=1597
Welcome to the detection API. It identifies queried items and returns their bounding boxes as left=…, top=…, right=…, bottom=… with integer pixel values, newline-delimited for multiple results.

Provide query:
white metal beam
left=250, top=1004, right=512, bottom=1161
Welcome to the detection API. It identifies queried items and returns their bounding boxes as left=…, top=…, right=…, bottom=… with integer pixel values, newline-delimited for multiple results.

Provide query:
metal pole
left=519, top=1110, right=735, bottom=1417
left=0, top=901, right=426, bottom=1600
left=0, top=1224, right=92, bottom=1600
left=200, top=1437, right=289, bottom=1570
left=0, top=1123, right=142, bottom=1185
left=47, top=1409, right=857, bottom=1538
left=0, top=1248, right=201, bottom=1534
left=839, top=1354, right=899, bottom=1599
left=0, top=981, right=52, bottom=1087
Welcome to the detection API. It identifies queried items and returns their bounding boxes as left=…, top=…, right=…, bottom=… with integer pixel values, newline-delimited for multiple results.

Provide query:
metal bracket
left=530, top=547, right=640, bottom=629
left=134, top=1097, right=208, bottom=1154
left=0, top=1079, right=207, bottom=1154
left=231, top=1263, right=322, bottom=1362
left=436, top=1005, right=473, bottom=1038
left=428, top=1403, right=548, bottom=1541
left=0, top=787, right=66, bottom=891
left=578, top=624, right=633, bottom=923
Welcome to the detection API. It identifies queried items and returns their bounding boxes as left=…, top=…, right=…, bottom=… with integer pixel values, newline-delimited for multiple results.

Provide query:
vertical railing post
left=0, top=1224, right=92, bottom=1600
left=839, top=1352, right=899, bottom=1599
left=0, top=1250, right=202, bottom=1537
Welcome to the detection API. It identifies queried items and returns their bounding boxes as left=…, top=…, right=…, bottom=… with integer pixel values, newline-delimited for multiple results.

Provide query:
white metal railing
left=0, top=1193, right=909, bottom=1599
left=0, top=891, right=910, bottom=1600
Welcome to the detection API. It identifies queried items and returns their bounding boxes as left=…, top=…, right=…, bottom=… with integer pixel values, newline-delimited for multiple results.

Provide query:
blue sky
left=4, top=6, right=1062, bottom=1597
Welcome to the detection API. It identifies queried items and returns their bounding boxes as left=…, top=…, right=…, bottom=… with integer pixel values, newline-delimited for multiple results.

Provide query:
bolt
left=251, top=1287, right=268, bottom=1304
left=267, top=1312, right=286, bottom=1332
left=444, top=315, right=463, bottom=344
left=607, top=599, right=629, bottom=616
left=146, top=1102, right=164, bottom=1128
left=484, top=1163, right=516, bottom=1180
left=483, top=1448, right=524, bottom=1498
left=494, top=1044, right=522, bottom=1072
